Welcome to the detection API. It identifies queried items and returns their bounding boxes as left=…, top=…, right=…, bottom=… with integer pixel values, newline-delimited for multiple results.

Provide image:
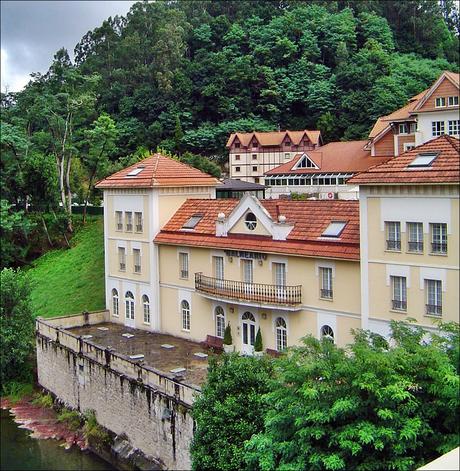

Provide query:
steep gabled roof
left=348, top=135, right=460, bottom=185
left=265, top=140, right=390, bottom=175
left=95, top=153, right=219, bottom=189
left=155, top=199, right=360, bottom=260
left=226, top=130, right=321, bottom=148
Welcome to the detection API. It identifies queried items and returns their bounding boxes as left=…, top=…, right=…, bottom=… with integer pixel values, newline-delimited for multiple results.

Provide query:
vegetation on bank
left=192, top=321, right=460, bottom=471
left=28, top=216, right=105, bottom=318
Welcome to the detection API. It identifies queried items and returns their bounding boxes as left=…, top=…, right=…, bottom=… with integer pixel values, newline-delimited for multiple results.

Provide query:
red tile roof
left=265, top=140, right=390, bottom=175
left=95, top=153, right=219, bottom=189
left=348, top=135, right=460, bottom=185
left=226, top=130, right=321, bottom=148
left=155, top=199, right=360, bottom=260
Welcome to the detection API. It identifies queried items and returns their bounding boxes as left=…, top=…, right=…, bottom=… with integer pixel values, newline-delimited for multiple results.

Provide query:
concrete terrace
left=67, top=322, right=215, bottom=386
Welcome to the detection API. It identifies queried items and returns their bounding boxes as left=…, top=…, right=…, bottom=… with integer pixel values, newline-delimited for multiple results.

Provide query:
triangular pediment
left=292, top=153, right=320, bottom=170
left=215, top=194, right=294, bottom=241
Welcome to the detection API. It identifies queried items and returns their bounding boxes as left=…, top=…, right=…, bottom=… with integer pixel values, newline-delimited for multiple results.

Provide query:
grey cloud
left=1, top=0, right=135, bottom=91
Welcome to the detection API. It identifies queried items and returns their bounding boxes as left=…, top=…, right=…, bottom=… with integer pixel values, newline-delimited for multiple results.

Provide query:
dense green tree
left=245, top=322, right=459, bottom=471
left=191, top=354, right=273, bottom=471
left=0, top=268, right=35, bottom=382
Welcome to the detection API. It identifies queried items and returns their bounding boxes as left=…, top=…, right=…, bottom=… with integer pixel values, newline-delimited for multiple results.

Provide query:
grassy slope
left=29, top=217, right=105, bottom=318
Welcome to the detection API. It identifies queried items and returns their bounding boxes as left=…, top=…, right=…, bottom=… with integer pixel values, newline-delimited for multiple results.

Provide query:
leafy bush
left=0, top=268, right=35, bottom=383
left=1, top=381, right=34, bottom=403
left=31, top=392, right=54, bottom=408
left=191, top=354, right=273, bottom=471
left=223, top=323, right=232, bottom=345
left=254, top=328, right=263, bottom=352
left=83, top=410, right=112, bottom=450
left=57, top=409, right=82, bottom=431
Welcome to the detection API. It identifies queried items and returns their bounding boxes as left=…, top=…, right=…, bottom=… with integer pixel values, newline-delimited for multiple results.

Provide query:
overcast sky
left=1, top=1, right=136, bottom=92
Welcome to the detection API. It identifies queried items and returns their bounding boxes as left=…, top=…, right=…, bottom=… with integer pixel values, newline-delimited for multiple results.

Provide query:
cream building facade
left=96, top=136, right=459, bottom=354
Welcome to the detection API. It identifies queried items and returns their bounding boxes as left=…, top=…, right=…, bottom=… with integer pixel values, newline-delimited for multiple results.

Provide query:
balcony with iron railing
left=195, top=273, right=302, bottom=309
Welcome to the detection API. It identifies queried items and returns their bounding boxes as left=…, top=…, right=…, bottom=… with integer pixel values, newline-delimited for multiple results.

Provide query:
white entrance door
left=124, top=291, right=135, bottom=328
left=241, top=311, right=256, bottom=355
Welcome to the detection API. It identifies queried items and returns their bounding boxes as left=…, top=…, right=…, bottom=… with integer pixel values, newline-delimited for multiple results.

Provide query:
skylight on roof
left=322, top=221, right=347, bottom=238
left=126, top=166, right=145, bottom=177
left=408, top=152, right=438, bottom=168
left=182, top=214, right=203, bottom=229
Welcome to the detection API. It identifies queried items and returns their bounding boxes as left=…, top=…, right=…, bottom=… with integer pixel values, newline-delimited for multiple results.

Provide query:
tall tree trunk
left=83, top=168, right=97, bottom=225
left=65, top=153, right=73, bottom=233
left=41, top=215, right=53, bottom=247
left=51, top=209, right=70, bottom=248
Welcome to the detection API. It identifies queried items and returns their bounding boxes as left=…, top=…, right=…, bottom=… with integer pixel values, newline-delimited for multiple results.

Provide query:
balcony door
left=273, top=262, right=287, bottom=301
left=124, top=291, right=135, bottom=328
left=241, top=311, right=256, bottom=355
left=242, top=259, right=253, bottom=296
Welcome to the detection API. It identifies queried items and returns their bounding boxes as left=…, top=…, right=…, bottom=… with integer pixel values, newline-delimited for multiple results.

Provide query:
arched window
left=215, top=306, right=225, bottom=338
left=242, top=311, right=255, bottom=322
left=321, top=325, right=334, bottom=342
left=112, top=289, right=119, bottom=317
left=275, top=317, right=287, bottom=351
left=142, top=295, right=150, bottom=324
left=245, top=212, right=257, bottom=230
left=125, top=291, right=134, bottom=320
left=181, top=300, right=190, bottom=331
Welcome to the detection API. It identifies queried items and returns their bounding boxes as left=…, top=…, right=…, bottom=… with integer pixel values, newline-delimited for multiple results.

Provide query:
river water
left=1, top=409, right=116, bottom=471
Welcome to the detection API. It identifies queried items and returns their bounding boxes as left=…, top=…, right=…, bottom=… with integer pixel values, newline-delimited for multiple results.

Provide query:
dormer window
left=408, top=152, right=439, bottom=168
left=448, top=96, right=459, bottom=106
left=245, top=212, right=257, bottom=231
left=182, top=214, right=203, bottom=230
left=285, top=140, right=291, bottom=146
left=322, top=221, right=347, bottom=238
left=293, top=154, right=319, bottom=170
left=399, top=123, right=409, bottom=134
left=126, top=166, right=145, bottom=177
left=235, top=142, right=240, bottom=148
left=435, top=97, right=446, bottom=108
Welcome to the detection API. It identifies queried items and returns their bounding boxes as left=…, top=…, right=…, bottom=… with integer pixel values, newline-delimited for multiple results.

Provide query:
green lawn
left=29, top=217, right=105, bottom=318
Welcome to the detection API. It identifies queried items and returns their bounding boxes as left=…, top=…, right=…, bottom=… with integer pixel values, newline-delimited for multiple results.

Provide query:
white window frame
left=398, top=123, right=409, bottom=134
left=125, top=291, right=135, bottom=320
left=242, top=259, right=253, bottom=284
left=133, top=248, right=141, bottom=273
left=425, top=279, right=442, bottom=316
left=447, top=96, right=459, bottom=107
left=448, top=120, right=459, bottom=135
left=125, top=211, right=133, bottom=232
left=320, top=325, right=335, bottom=342
left=320, top=267, right=333, bottom=299
left=135, top=212, right=143, bottom=233
left=115, top=211, right=123, bottom=231
left=435, top=97, right=446, bottom=108
left=275, top=317, right=287, bottom=351
left=213, top=256, right=224, bottom=280
left=179, top=252, right=189, bottom=279
left=431, top=121, right=445, bottom=137
left=391, top=276, right=407, bottom=311
left=118, top=247, right=126, bottom=272
left=181, top=300, right=191, bottom=331
left=112, top=288, right=119, bottom=317
left=215, top=306, right=225, bottom=338
left=385, top=221, right=401, bottom=251
left=273, top=262, right=286, bottom=286
left=407, top=222, right=423, bottom=253
left=142, top=294, right=150, bottom=324
left=403, top=143, right=416, bottom=152
left=430, top=223, right=447, bottom=254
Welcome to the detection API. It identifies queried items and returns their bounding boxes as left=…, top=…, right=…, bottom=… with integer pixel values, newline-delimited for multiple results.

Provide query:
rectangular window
left=385, top=222, right=401, bottom=251
left=403, top=143, right=416, bottom=152
left=425, top=279, right=442, bottom=316
left=448, top=96, right=459, bottom=106
left=115, top=211, right=123, bottom=231
left=135, top=212, right=143, bottom=232
left=448, top=120, right=459, bottom=135
left=235, top=154, right=240, bottom=160
left=399, top=123, right=408, bottom=134
left=179, top=252, right=189, bottom=279
left=320, top=267, right=333, bottom=299
left=391, top=276, right=407, bottom=311
left=432, top=121, right=445, bottom=136
left=133, top=249, right=141, bottom=273
left=118, top=247, right=126, bottom=271
left=273, top=262, right=286, bottom=286
left=252, top=166, right=258, bottom=172
left=235, top=166, right=241, bottom=172
left=242, top=259, right=253, bottom=284
left=407, top=222, right=423, bottom=252
left=285, top=153, right=290, bottom=159
left=213, top=256, right=224, bottom=280
left=409, top=123, right=417, bottom=133
left=252, top=154, right=257, bottom=160
left=125, top=212, right=133, bottom=232
left=435, top=97, right=446, bottom=107
left=235, top=143, right=240, bottom=148
left=430, top=223, right=447, bottom=254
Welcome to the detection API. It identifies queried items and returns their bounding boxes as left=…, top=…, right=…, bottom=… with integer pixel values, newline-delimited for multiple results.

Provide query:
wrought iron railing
left=386, top=239, right=401, bottom=251
left=392, top=299, right=407, bottom=311
left=408, top=241, right=423, bottom=252
left=431, top=242, right=447, bottom=254
left=426, top=304, right=442, bottom=316
left=195, top=273, right=302, bottom=306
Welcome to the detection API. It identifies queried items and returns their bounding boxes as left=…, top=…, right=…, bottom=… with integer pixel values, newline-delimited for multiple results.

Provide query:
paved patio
left=67, top=322, right=216, bottom=386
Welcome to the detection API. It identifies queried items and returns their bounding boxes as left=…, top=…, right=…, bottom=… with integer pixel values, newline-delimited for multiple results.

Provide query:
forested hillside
left=1, top=0, right=458, bottom=267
